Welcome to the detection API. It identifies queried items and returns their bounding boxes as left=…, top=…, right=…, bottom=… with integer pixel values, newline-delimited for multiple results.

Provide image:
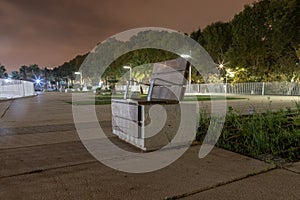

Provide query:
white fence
left=0, top=79, right=35, bottom=99
left=190, top=82, right=300, bottom=96
left=115, top=82, right=300, bottom=96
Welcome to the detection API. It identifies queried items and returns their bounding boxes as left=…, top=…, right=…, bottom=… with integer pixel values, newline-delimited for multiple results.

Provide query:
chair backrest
left=148, top=57, right=189, bottom=101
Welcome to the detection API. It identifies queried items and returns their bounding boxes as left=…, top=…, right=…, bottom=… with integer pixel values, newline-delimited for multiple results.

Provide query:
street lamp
left=218, top=63, right=228, bottom=93
left=180, top=52, right=192, bottom=92
left=75, top=71, right=82, bottom=86
left=123, top=66, right=132, bottom=84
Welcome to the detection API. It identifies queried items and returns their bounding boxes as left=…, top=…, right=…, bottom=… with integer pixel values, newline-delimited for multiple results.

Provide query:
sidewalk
left=0, top=93, right=299, bottom=199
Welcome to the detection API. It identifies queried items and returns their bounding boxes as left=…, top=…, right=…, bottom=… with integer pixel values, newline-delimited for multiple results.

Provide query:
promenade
left=0, top=93, right=299, bottom=199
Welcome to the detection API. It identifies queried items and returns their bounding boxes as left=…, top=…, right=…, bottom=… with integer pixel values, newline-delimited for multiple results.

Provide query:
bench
left=111, top=57, right=190, bottom=151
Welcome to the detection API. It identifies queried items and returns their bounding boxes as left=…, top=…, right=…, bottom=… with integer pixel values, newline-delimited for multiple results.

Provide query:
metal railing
left=189, top=82, right=300, bottom=96
left=115, top=82, right=300, bottom=96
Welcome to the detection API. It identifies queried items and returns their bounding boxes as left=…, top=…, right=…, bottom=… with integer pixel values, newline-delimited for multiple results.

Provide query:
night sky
left=0, top=0, right=254, bottom=72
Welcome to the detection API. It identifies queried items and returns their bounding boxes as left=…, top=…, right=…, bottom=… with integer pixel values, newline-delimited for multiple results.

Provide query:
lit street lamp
left=218, top=63, right=227, bottom=93
left=218, top=63, right=234, bottom=94
left=181, top=52, right=192, bottom=92
left=75, top=71, right=82, bottom=86
left=123, top=66, right=132, bottom=84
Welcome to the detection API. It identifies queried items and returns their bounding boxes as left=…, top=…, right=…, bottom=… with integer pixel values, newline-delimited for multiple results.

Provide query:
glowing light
left=33, top=75, right=43, bottom=86
left=180, top=54, right=191, bottom=59
left=123, top=66, right=131, bottom=69
left=35, top=79, right=41, bottom=84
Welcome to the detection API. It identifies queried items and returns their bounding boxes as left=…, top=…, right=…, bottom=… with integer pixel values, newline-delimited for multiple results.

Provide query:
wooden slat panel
left=152, top=58, right=188, bottom=73
left=152, top=71, right=187, bottom=86
left=151, top=86, right=186, bottom=101
left=111, top=101, right=139, bottom=122
left=150, top=57, right=188, bottom=101
left=112, top=116, right=140, bottom=138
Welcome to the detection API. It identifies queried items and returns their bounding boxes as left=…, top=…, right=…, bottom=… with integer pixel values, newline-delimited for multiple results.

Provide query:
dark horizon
left=0, top=0, right=255, bottom=72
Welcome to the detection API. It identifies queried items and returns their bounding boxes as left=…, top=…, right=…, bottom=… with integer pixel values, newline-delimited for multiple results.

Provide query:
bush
left=96, top=87, right=102, bottom=94
left=197, top=106, right=300, bottom=162
left=87, top=86, right=92, bottom=90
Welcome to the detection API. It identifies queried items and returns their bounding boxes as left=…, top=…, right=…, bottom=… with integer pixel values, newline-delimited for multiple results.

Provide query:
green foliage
left=227, top=0, right=300, bottom=81
left=18, top=64, right=44, bottom=81
left=81, top=29, right=194, bottom=85
left=197, top=106, right=300, bottom=162
left=0, top=64, right=8, bottom=78
left=103, top=48, right=177, bottom=83
left=190, top=0, right=300, bottom=82
left=9, top=71, right=20, bottom=79
left=53, top=54, right=87, bottom=81
left=190, top=28, right=204, bottom=45
left=201, top=22, right=232, bottom=62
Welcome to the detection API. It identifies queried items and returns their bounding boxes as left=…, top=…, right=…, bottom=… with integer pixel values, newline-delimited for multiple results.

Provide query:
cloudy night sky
left=0, top=0, right=255, bottom=72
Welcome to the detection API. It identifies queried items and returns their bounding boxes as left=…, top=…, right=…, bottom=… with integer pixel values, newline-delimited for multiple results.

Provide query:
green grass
left=69, top=94, right=245, bottom=105
left=183, top=95, right=245, bottom=101
left=197, top=106, right=300, bottom=163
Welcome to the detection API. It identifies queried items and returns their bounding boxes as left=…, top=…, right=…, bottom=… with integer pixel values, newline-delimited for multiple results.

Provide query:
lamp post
left=180, top=52, right=192, bottom=92
left=123, top=66, right=132, bottom=84
left=218, top=63, right=227, bottom=93
left=74, top=71, right=82, bottom=86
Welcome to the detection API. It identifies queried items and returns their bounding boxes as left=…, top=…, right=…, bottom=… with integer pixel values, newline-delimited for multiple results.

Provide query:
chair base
left=111, top=99, right=196, bottom=151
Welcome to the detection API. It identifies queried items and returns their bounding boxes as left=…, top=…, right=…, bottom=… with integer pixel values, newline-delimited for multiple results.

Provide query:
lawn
left=70, top=94, right=245, bottom=105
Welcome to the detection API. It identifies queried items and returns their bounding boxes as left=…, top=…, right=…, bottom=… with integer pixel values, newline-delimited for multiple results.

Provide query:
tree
left=50, top=53, right=88, bottom=87
left=29, top=64, right=41, bottom=78
left=9, top=71, right=20, bottom=80
left=0, top=64, right=7, bottom=78
left=227, top=0, right=300, bottom=81
left=190, top=28, right=204, bottom=45
left=201, top=22, right=232, bottom=62
left=19, top=65, right=29, bottom=80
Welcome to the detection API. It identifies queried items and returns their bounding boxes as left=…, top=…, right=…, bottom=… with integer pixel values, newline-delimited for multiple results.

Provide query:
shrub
left=197, top=106, right=300, bottom=162
left=87, top=86, right=92, bottom=90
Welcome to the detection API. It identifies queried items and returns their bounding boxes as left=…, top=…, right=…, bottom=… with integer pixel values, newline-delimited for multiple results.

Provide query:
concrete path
left=197, top=94, right=300, bottom=115
left=0, top=93, right=299, bottom=199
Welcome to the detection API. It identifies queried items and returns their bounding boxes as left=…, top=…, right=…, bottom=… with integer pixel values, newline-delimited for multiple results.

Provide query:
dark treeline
left=1, top=0, right=299, bottom=85
left=191, top=0, right=300, bottom=82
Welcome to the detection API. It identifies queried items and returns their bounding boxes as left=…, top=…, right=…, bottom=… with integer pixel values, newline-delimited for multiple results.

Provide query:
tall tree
left=227, top=0, right=300, bottom=81
left=190, top=28, right=204, bottom=45
left=9, top=71, right=20, bottom=80
left=0, top=64, right=7, bottom=78
left=19, top=65, right=29, bottom=80
left=202, top=22, right=232, bottom=62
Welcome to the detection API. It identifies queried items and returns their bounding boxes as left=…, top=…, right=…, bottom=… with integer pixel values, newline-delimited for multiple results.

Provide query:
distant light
left=219, top=64, right=224, bottom=69
left=180, top=54, right=191, bottom=59
left=34, top=77, right=43, bottom=86
left=75, top=72, right=81, bottom=75
left=123, top=66, right=131, bottom=69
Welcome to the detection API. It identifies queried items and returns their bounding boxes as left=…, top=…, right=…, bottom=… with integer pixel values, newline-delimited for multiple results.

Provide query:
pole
left=189, top=50, right=192, bottom=92
left=225, top=74, right=227, bottom=94
left=189, top=64, right=191, bottom=92
left=129, top=67, right=132, bottom=85
left=80, top=73, right=83, bottom=86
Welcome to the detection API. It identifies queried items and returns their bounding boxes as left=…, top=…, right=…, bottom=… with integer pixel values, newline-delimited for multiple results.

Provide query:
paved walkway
left=0, top=93, right=299, bottom=199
